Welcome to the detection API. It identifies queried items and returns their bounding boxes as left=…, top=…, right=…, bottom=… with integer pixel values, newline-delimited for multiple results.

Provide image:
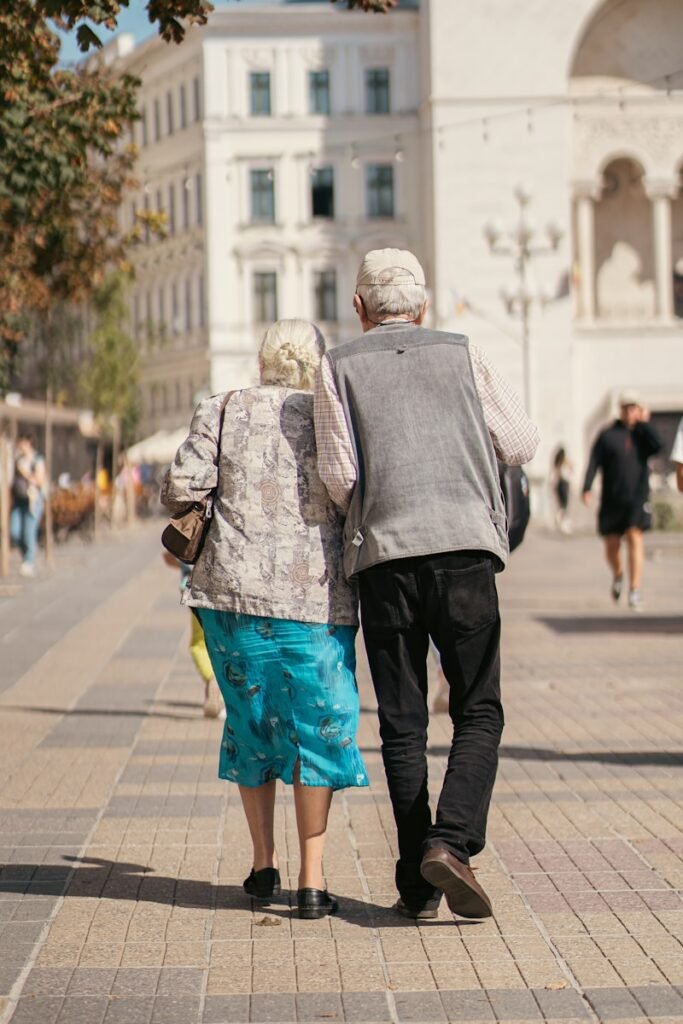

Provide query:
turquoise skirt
left=196, top=610, right=369, bottom=791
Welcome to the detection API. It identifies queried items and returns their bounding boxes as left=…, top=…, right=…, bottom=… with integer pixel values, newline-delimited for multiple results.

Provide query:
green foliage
left=0, top=0, right=391, bottom=387
left=652, top=498, right=683, bottom=532
left=35, top=0, right=396, bottom=52
left=81, top=271, right=140, bottom=446
left=0, top=0, right=139, bottom=374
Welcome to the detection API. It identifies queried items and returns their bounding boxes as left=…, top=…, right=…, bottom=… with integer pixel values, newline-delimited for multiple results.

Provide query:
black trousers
left=359, top=550, right=504, bottom=906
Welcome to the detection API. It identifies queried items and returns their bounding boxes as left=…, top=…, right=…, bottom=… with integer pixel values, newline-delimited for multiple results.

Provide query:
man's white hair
left=356, top=269, right=426, bottom=323
left=259, top=319, right=326, bottom=391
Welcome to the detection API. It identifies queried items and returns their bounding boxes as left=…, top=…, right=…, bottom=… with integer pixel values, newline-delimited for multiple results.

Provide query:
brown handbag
left=161, top=391, right=234, bottom=565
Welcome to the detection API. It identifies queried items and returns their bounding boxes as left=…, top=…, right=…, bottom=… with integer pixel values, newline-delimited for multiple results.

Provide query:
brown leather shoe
left=393, top=895, right=442, bottom=920
left=420, top=846, right=493, bottom=919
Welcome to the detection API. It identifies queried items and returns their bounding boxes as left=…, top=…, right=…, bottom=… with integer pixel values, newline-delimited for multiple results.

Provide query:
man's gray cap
left=356, top=248, right=426, bottom=287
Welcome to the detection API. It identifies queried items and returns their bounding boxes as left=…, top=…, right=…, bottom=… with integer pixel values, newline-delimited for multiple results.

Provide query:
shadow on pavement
left=538, top=615, right=683, bottom=634
left=0, top=705, right=200, bottom=722
left=0, top=856, right=482, bottom=928
left=427, top=745, right=683, bottom=766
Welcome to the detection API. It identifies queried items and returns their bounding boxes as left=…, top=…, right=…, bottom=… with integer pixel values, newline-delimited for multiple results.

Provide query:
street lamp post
left=483, top=185, right=563, bottom=421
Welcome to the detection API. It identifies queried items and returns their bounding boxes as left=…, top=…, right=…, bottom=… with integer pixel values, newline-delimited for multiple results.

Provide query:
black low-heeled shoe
left=243, top=867, right=281, bottom=901
left=297, top=887, right=338, bottom=920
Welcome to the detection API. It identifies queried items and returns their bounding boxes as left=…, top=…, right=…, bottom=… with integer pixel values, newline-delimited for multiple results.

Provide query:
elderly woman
left=162, top=319, right=368, bottom=919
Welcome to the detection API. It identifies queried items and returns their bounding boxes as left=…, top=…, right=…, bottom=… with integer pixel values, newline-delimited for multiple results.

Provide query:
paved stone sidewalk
left=0, top=524, right=681, bottom=1024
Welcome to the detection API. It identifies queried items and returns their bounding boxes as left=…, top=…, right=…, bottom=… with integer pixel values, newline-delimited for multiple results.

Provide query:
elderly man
left=314, top=249, right=539, bottom=920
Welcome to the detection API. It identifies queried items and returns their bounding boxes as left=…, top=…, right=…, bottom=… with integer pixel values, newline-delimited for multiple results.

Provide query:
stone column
left=646, top=180, right=676, bottom=322
left=574, top=182, right=600, bottom=322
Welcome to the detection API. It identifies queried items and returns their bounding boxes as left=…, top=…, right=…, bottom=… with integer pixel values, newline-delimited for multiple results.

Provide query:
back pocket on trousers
left=432, top=561, right=497, bottom=634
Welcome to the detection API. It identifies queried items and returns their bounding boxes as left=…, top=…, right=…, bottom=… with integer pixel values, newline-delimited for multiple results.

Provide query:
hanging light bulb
left=394, top=136, right=405, bottom=163
left=350, top=145, right=360, bottom=170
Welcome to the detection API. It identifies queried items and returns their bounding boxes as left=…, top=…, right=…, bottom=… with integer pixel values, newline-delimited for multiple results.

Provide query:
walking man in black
left=582, top=392, right=663, bottom=612
left=314, top=249, right=539, bottom=920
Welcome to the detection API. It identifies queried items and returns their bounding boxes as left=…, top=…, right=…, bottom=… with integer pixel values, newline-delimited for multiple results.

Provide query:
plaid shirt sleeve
left=469, top=343, right=540, bottom=465
left=314, top=354, right=357, bottom=513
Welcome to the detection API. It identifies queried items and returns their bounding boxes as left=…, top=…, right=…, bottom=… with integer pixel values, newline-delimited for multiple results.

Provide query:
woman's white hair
left=356, top=281, right=426, bottom=323
left=259, top=319, right=326, bottom=391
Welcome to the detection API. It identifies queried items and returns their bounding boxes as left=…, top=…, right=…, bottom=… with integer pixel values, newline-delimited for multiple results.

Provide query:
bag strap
left=211, top=390, right=236, bottom=502
left=216, top=390, right=236, bottom=455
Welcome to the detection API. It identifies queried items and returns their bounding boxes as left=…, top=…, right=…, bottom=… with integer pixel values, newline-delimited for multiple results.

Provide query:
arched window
left=595, top=158, right=655, bottom=320
left=673, top=170, right=683, bottom=318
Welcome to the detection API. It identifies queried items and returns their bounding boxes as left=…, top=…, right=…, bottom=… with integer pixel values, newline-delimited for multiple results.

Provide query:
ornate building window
left=595, top=159, right=655, bottom=321
left=167, top=183, right=176, bottom=235
left=311, top=167, right=334, bottom=219
left=195, top=173, right=203, bottom=226
left=250, top=72, right=271, bottom=116
left=153, top=99, right=161, bottom=141
left=365, top=68, right=390, bottom=114
left=185, top=279, right=193, bottom=331
left=314, top=270, right=338, bottom=322
left=198, top=275, right=206, bottom=327
left=309, top=70, right=330, bottom=115
left=179, top=84, right=187, bottom=129
left=250, top=169, right=275, bottom=223
left=166, top=91, right=174, bottom=135
left=366, top=164, right=394, bottom=219
left=192, top=76, right=201, bottom=121
left=253, top=272, right=278, bottom=322
left=672, top=172, right=683, bottom=318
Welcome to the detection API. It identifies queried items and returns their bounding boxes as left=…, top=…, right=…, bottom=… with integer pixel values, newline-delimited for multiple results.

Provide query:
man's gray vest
left=327, top=322, right=509, bottom=579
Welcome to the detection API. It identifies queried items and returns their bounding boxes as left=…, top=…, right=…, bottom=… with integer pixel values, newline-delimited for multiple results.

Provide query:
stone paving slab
left=0, top=526, right=682, bottom=1022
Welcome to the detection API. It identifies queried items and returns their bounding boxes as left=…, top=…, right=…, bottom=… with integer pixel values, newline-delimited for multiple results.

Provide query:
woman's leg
left=9, top=504, right=25, bottom=555
left=23, top=499, right=43, bottom=567
left=293, top=762, right=332, bottom=890
left=239, top=781, right=278, bottom=872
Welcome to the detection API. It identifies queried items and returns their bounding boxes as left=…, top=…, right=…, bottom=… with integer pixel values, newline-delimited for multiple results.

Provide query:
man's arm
left=313, top=355, right=357, bottom=513
left=581, top=434, right=603, bottom=502
left=469, top=343, right=539, bottom=465
left=633, top=414, right=663, bottom=459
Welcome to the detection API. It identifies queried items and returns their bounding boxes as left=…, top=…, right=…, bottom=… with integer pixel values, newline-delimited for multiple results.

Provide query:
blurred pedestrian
left=162, top=551, right=224, bottom=718
left=671, top=417, right=683, bottom=492
left=582, top=393, right=663, bottom=611
left=10, top=432, right=46, bottom=577
left=551, top=446, right=573, bottom=533
left=314, top=249, right=539, bottom=921
left=162, top=319, right=368, bottom=920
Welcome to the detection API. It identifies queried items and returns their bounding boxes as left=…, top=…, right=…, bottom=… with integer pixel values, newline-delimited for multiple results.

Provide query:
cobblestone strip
left=489, top=839, right=599, bottom=1023
left=0, top=553, right=183, bottom=1024
left=340, top=791, right=396, bottom=1024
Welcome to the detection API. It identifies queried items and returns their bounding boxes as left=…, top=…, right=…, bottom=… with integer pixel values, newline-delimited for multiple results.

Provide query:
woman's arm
left=160, top=395, right=225, bottom=513
left=32, top=457, right=46, bottom=490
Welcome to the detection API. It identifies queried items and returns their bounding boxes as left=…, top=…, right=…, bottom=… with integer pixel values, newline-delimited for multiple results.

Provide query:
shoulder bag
left=161, top=390, right=235, bottom=564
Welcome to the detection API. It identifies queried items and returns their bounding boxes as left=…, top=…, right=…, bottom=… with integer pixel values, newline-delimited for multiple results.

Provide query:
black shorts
left=598, top=501, right=652, bottom=537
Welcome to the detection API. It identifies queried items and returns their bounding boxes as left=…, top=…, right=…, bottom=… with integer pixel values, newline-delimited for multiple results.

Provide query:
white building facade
left=120, top=0, right=421, bottom=437
left=119, top=0, right=683, bottom=509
